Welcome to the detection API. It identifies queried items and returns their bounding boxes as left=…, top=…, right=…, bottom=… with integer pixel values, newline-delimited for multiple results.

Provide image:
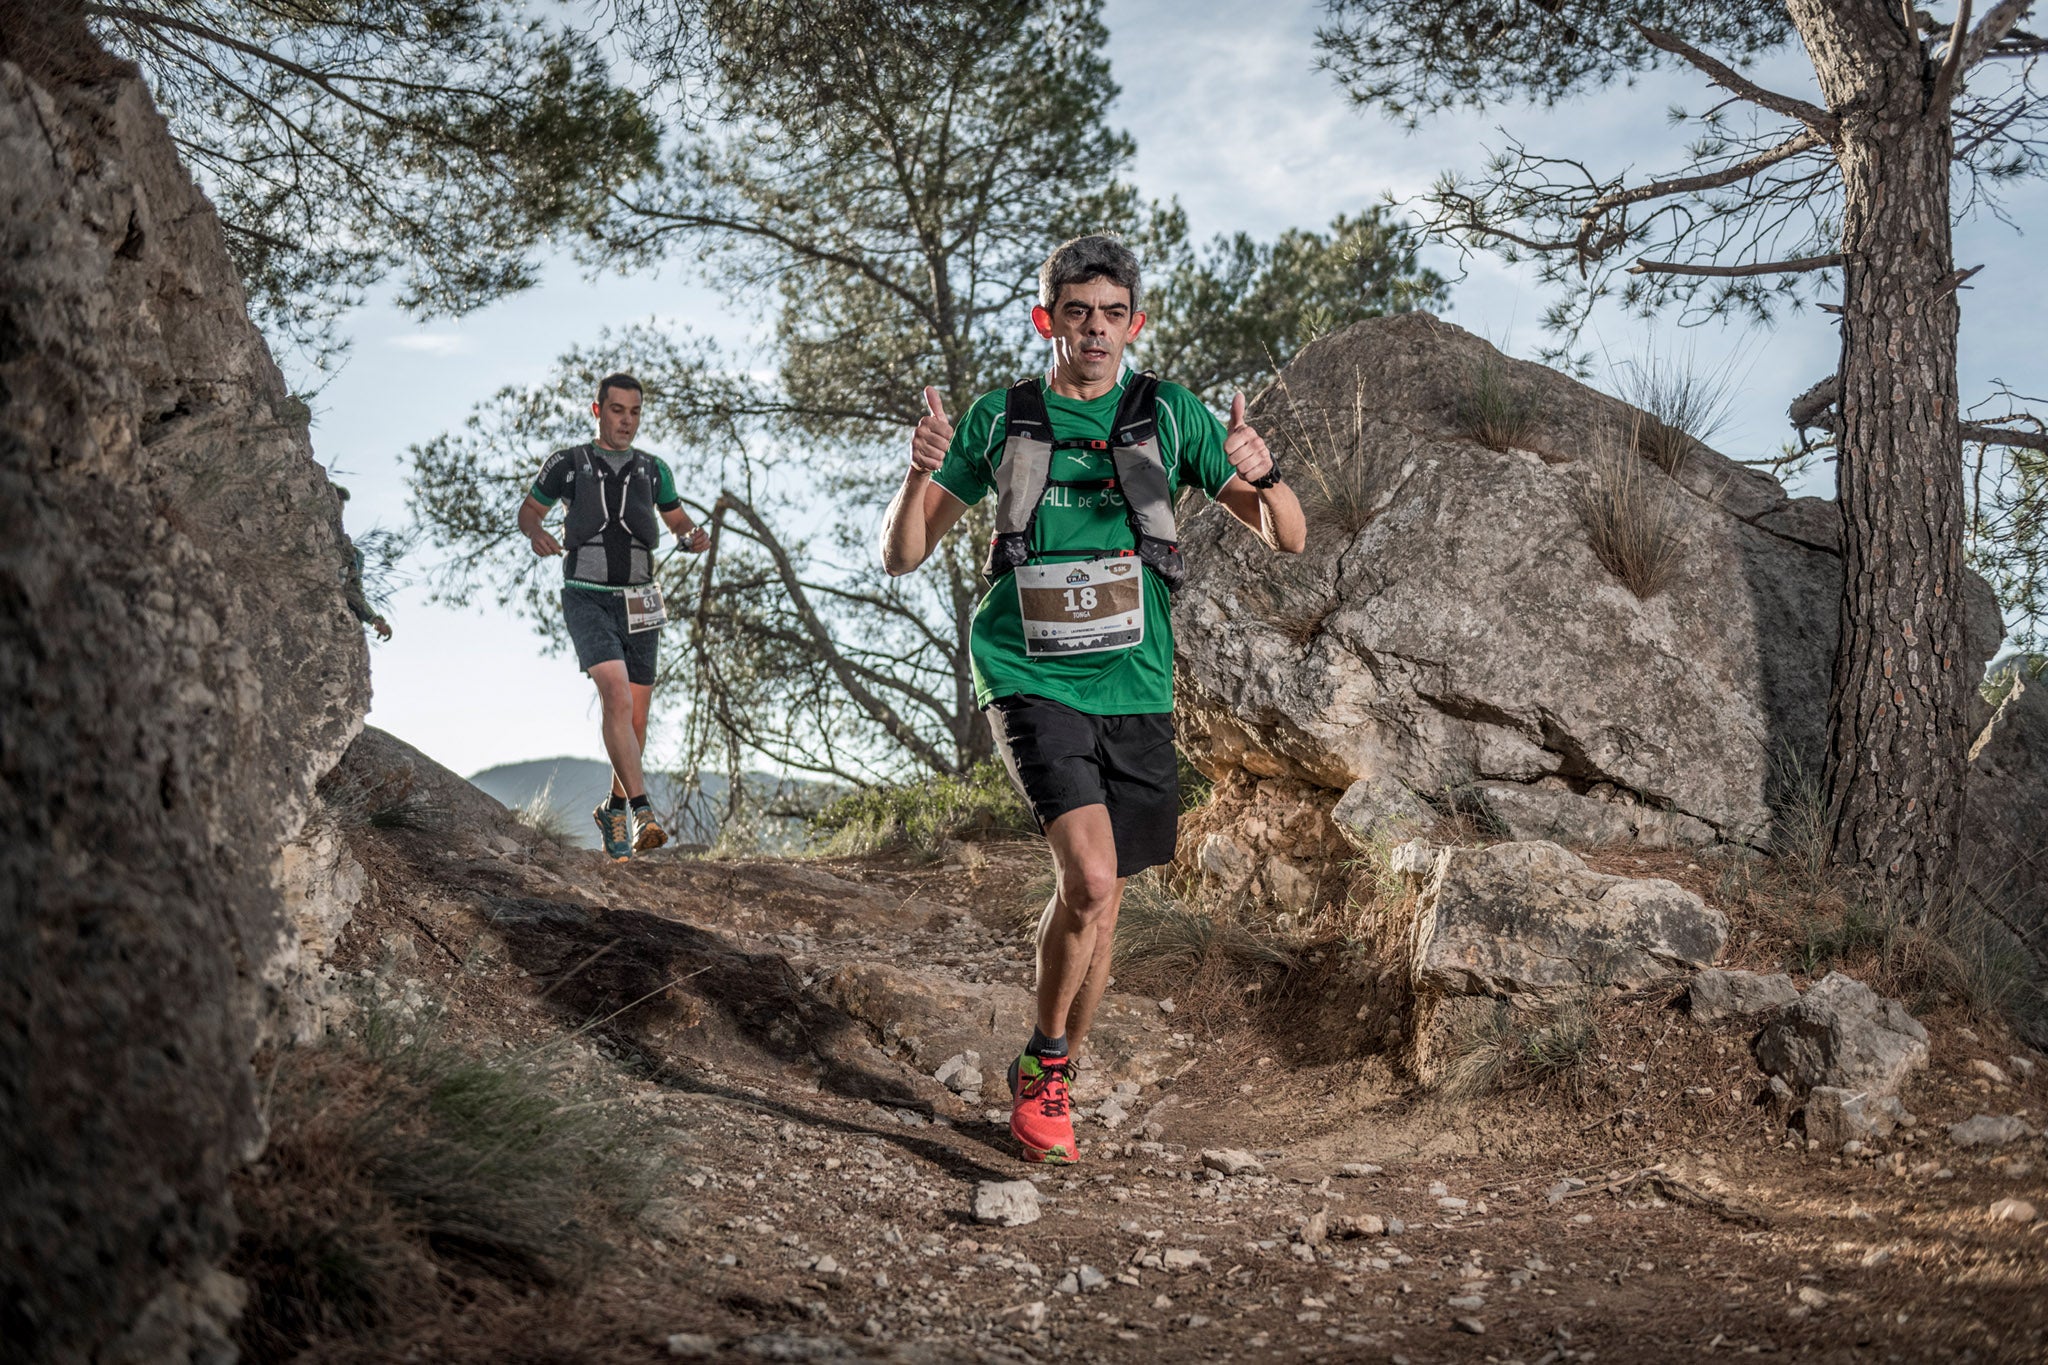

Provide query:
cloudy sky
left=313, top=0, right=2048, bottom=780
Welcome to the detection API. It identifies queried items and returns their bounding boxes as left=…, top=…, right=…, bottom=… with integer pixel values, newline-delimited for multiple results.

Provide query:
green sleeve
left=652, top=455, right=682, bottom=512
left=529, top=447, right=576, bottom=507
left=1158, top=383, right=1235, bottom=498
left=931, top=390, right=1006, bottom=507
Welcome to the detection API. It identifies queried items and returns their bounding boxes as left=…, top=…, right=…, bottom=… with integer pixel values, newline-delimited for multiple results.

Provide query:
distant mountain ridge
left=468, top=757, right=825, bottom=850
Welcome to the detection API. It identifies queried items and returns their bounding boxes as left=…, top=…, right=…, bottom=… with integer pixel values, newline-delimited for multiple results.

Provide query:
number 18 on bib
left=1016, top=556, right=1144, bottom=657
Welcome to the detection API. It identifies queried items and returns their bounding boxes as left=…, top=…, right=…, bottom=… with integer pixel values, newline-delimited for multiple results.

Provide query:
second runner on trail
left=881, top=234, right=1306, bottom=1164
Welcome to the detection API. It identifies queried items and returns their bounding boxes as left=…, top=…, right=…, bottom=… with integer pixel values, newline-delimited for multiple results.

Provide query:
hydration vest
left=560, top=444, right=663, bottom=587
left=981, top=372, right=1184, bottom=590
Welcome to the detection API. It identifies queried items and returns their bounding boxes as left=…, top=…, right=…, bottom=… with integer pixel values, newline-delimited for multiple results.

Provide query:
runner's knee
left=1060, top=863, right=1120, bottom=921
left=591, top=670, right=633, bottom=715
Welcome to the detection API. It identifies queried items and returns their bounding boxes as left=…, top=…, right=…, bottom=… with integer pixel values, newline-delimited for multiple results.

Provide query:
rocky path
left=316, top=780, right=2047, bottom=1363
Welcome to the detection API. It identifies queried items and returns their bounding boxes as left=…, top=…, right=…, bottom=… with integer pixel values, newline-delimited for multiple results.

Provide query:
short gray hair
left=1038, top=234, right=1142, bottom=313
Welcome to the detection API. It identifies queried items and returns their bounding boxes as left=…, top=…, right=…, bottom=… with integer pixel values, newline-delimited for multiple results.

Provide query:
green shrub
left=807, top=759, right=1031, bottom=858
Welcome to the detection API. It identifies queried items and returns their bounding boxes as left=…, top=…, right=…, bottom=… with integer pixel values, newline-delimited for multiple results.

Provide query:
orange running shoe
left=1008, top=1052, right=1077, bottom=1164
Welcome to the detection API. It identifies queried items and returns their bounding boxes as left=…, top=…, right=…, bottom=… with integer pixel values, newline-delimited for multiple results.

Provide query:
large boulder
left=1, top=31, right=367, bottom=1364
left=1173, top=312, right=2008, bottom=858
left=1753, top=972, right=1929, bottom=1097
left=1408, top=840, right=1728, bottom=998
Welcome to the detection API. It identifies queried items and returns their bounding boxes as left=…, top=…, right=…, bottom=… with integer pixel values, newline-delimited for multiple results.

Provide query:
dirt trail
left=309, top=809, right=2048, bottom=1364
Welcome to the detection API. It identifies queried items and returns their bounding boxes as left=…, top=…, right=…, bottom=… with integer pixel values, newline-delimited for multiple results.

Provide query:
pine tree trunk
left=1792, top=1, right=1970, bottom=913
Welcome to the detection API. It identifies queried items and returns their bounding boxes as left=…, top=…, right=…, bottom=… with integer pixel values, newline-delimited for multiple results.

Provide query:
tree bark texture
left=1790, top=0, right=1971, bottom=911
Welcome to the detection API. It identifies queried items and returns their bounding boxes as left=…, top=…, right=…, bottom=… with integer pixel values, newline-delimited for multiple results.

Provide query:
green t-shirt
left=933, top=372, right=1237, bottom=716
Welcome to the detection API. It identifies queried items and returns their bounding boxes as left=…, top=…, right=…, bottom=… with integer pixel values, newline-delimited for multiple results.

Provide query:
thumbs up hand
left=910, top=385, right=953, bottom=474
left=1223, top=392, right=1274, bottom=485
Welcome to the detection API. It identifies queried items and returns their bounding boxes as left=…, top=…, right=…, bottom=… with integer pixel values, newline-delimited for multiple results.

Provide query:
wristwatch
left=1247, top=463, right=1284, bottom=490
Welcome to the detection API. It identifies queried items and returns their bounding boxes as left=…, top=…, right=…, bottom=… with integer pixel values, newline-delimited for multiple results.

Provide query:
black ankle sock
left=1026, top=1028, right=1067, bottom=1061
left=607, top=795, right=628, bottom=811
left=628, top=794, right=651, bottom=812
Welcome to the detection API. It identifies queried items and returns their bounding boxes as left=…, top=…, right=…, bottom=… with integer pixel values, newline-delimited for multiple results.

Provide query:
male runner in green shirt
left=517, top=373, right=710, bottom=859
left=881, top=235, right=1305, bottom=1163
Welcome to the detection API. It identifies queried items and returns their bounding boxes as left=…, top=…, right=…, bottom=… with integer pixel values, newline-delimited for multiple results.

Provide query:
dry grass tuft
left=509, top=778, right=574, bottom=845
left=1712, top=805, right=2048, bottom=1041
left=1111, top=876, right=1301, bottom=1020
left=1442, top=993, right=1602, bottom=1099
left=1612, top=347, right=1738, bottom=476
left=1455, top=356, right=1539, bottom=453
left=1578, top=428, right=1689, bottom=599
left=1264, top=366, right=1413, bottom=535
left=230, top=1001, right=654, bottom=1358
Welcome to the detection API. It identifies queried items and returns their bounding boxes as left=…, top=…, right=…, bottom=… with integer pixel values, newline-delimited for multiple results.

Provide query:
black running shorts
left=562, top=586, right=659, bottom=686
left=984, top=693, right=1179, bottom=879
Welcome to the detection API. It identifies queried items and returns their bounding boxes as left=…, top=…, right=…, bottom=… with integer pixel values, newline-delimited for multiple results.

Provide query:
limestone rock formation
left=1753, top=972, right=1929, bottom=1097
left=1408, top=841, right=1728, bottom=998
left=277, top=726, right=541, bottom=1041
left=1688, top=968, right=1802, bottom=1023
left=1173, top=312, right=2007, bottom=860
left=1, top=42, right=367, bottom=1364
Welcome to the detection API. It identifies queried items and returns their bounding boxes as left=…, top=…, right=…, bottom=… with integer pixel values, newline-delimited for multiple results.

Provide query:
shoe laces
left=1023, top=1059, right=1071, bottom=1119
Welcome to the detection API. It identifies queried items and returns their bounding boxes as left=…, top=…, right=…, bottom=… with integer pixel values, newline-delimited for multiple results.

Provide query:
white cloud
left=387, top=331, right=471, bottom=356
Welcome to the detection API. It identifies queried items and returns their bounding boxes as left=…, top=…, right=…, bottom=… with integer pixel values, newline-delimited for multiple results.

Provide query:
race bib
left=623, top=582, right=667, bottom=633
left=1016, top=556, right=1144, bottom=657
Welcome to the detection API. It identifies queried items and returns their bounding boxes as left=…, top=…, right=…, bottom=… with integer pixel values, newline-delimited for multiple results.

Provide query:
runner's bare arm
left=661, top=504, right=711, bottom=553
left=1214, top=478, right=1305, bottom=553
left=518, top=494, right=562, bottom=557
left=882, top=387, right=970, bottom=575
left=1214, top=393, right=1305, bottom=553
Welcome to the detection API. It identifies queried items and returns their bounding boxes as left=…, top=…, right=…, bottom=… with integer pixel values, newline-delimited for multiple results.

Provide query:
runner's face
left=592, top=387, right=641, bottom=449
left=1034, top=278, right=1145, bottom=388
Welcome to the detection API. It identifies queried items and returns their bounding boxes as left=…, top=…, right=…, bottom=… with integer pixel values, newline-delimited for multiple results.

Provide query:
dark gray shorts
left=985, top=693, right=1179, bottom=879
left=562, top=586, right=659, bottom=685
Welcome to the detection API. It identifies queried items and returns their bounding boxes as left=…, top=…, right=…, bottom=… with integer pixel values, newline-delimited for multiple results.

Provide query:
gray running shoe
left=632, top=807, right=668, bottom=853
left=593, top=803, right=633, bottom=860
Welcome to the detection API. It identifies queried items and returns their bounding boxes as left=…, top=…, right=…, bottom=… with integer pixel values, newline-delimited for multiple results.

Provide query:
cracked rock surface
left=1172, top=312, right=2007, bottom=863
left=0, top=43, right=367, bottom=1363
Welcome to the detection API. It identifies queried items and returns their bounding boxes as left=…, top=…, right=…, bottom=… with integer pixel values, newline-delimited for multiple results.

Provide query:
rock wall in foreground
left=0, top=38, right=368, bottom=1364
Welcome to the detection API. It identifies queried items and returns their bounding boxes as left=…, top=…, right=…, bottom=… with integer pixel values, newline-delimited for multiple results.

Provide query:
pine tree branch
left=1960, top=0, right=2038, bottom=69
left=1960, top=421, right=2048, bottom=452
left=710, top=492, right=955, bottom=775
left=1930, top=1, right=1974, bottom=114
left=1634, top=24, right=1839, bottom=137
left=1628, top=252, right=1843, bottom=277
left=1577, top=128, right=1831, bottom=257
